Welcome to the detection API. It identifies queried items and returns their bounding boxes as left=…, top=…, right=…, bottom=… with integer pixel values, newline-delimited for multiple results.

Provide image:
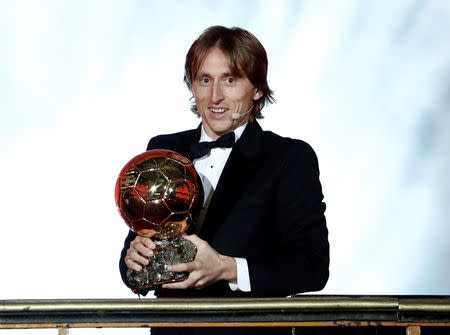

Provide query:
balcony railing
left=1, top=296, right=449, bottom=334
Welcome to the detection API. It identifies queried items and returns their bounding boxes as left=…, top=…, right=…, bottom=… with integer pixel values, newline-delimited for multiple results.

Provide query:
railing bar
left=400, top=300, right=450, bottom=313
left=1, top=321, right=449, bottom=329
left=0, top=298, right=401, bottom=312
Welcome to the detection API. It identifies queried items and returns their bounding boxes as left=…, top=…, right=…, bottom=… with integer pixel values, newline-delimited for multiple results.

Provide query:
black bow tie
left=190, top=132, right=235, bottom=159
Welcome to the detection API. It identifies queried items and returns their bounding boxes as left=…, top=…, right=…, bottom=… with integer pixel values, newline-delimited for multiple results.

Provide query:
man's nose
left=211, top=81, right=224, bottom=103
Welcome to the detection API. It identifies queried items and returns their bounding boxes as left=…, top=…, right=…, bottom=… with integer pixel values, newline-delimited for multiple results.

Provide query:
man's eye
left=200, top=77, right=209, bottom=84
left=225, top=77, right=234, bottom=84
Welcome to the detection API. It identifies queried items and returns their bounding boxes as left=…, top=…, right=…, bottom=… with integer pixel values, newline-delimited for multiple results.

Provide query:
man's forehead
left=195, top=48, right=244, bottom=78
left=195, top=69, right=245, bottom=79
left=196, top=69, right=233, bottom=77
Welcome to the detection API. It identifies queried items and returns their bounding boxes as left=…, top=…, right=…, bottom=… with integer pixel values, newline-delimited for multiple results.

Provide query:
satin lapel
left=200, top=121, right=265, bottom=240
left=176, top=125, right=201, bottom=162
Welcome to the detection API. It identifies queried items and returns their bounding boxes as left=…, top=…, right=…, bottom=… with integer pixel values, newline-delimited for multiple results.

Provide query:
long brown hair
left=184, top=26, right=275, bottom=119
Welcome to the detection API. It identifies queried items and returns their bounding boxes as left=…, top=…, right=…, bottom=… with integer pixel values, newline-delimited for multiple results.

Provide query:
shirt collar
left=199, top=123, right=247, bottom=143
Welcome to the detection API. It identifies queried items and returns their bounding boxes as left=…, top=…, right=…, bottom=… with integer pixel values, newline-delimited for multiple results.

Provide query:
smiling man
left=190, top=47, right=262, bottom=139
left=120, top=26, right=329, bottom=335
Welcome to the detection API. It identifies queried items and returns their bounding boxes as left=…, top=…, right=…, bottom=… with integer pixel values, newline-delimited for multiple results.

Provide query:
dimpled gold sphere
left=115, top=150, right=203, bottom=238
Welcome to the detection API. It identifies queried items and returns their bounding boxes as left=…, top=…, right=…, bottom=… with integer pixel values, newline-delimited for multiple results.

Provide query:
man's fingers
left=124, top=235, right=157, bottom=271
left=194, top=279, right=206, bottom=290
left=130, top=236, right=154, bottom=257
left=134, top=242, right=154, bottom=257
left=163, top=272, right=200, bottom=289
left=183, top=234, right=210, bottom=253
left=163, top=280, right=189, bottom=289
left=139, top=236, right=156, bottom=249
left=126, top=249, right=149, bottom=267
left=124, top=255, right=143, bottom=272
left=167, top=262, right=195, bottom=273
left=182, top=234, right=202, bottom=246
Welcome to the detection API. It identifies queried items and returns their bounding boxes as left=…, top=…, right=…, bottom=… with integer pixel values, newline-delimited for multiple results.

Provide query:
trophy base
left=127, top=236, right=197, bottom=292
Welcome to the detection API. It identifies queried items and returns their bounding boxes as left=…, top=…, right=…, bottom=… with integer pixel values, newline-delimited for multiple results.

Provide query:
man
left=120, top=26, right=329, bottom=334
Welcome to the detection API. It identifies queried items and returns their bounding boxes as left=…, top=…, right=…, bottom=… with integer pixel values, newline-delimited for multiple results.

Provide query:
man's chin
left=205, top=122, right=234, bottom=137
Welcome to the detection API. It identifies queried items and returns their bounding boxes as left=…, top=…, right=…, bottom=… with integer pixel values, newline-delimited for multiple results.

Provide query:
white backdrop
left=1, top=1, right=449, bottom=326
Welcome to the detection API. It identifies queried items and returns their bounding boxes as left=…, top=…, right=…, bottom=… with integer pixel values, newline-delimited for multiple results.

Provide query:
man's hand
left=163, top=234, right=237, bottom=290
left=125, top=235, right=156, bottom=272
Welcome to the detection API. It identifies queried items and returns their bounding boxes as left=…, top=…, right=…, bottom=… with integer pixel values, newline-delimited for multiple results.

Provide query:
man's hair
left=184, top=26, right=275, bottom=119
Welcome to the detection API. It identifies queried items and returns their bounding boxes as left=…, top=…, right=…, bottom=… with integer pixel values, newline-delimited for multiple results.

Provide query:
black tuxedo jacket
left=119, top=120, right=329, bottom=298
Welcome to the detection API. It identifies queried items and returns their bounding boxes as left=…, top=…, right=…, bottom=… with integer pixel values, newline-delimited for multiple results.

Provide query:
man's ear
left=253, top=89, right=263, bottom=101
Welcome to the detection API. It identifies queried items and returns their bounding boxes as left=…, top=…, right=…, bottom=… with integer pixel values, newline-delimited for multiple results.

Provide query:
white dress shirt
left=193, top=124, right=251, bottom=292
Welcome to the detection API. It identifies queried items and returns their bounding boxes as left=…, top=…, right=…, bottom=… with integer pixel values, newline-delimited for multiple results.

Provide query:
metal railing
left=1, top=296, right=449, bottom=334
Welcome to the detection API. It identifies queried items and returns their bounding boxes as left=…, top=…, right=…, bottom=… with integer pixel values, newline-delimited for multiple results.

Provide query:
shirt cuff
left=228, top=257, right=251, bottom=292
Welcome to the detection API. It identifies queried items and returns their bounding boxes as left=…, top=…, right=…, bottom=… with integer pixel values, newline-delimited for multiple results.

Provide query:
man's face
left=191, top=48, right=262, bottom=140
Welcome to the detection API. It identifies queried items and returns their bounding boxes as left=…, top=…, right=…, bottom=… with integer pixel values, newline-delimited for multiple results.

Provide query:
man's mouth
left=210, top=108, right=227, bottom=114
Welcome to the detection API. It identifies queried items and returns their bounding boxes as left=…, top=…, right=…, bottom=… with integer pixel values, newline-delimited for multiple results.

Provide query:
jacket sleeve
left=247, top=142, right=329, bottom=296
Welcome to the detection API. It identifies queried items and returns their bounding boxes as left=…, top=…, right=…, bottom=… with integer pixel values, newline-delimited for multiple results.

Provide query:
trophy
left=115, top=149, right=204, bottom=291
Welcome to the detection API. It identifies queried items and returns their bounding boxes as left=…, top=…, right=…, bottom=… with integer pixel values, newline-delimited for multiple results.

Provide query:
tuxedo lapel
left=174, top=125, right=201, bottom=162
left=200, top=121, right=265, bottom=240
